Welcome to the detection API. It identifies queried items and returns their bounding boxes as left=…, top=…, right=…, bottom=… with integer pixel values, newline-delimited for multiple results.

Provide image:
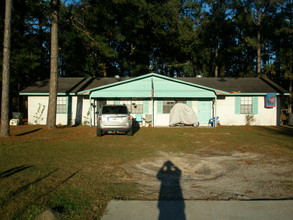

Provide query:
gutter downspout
left=152, top=99, right=155, bottom=127
left=151, top=77, right=155, bottom=127
left=89, top=96, right=92, bottom=127
left=214, top=96, right=217, bottom=127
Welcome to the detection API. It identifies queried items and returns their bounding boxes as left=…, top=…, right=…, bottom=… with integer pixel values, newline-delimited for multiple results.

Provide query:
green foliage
left=1, top=0, right=292, bottom=109
left=33, top=103, right=46, bottom=125
left=245, top=114, right=256, bottom=126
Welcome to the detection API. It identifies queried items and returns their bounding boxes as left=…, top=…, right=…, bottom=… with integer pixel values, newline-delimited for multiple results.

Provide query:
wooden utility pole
left=46, top=0, right=59, bottom=129
left=1, top=0, right=12, bottom=137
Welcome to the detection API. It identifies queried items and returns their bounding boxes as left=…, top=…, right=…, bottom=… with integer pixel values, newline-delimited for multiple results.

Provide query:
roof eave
left=19, top=92, right=77, bottom=96
left=78, top=73, right=230, bottom=95
left=229, top=92, right=289, bottom=96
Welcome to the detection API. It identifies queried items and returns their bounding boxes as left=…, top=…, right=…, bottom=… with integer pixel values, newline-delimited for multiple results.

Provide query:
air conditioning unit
left=10, top=119, right=20, bottom=126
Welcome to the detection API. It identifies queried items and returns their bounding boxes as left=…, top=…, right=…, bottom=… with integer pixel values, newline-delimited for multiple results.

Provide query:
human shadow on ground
left=157, top=160, right=186, bottom=220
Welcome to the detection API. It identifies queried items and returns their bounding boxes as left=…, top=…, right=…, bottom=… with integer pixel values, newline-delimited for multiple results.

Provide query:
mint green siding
left=89, top=75, right=217, bottom=99
left=90, top=78, right=152, bottom=98
left=153, top=78, right=215, bottom=98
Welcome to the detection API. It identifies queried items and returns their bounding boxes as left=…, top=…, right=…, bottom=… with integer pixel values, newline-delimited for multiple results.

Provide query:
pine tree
left=46, top=0, right=59, bottom=129
left=1, top=0, right=12, bottom=137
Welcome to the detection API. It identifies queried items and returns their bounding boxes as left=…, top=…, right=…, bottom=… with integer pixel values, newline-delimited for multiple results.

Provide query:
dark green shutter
left=235, top=97, right=240, bottom=114
left=252, top=97, right=258, bottom=114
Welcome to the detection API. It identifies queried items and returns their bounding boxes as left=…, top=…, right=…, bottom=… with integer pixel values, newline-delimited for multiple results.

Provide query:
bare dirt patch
left=123, top=150, right=293, bottom=200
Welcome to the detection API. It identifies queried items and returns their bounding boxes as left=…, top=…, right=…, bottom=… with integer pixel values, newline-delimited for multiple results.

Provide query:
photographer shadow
left=157, top=160, right=186, bottom=220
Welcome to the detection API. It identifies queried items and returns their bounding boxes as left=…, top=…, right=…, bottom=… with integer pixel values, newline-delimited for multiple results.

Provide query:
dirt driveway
left=123, top=150, right=293, bottom=200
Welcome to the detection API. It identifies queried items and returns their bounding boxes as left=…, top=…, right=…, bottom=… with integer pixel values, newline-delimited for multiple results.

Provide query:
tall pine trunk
left=256, top=8, right=262, bottom=77
left=46, top=0, right=59, bottom=129
left=257, top=29, right=261, bottom=77
left=289, top=10, right=293, bottom=114
left=214, top=47, right=219, bottom=77
left=1, top=0, right=12, bottom=137
left=289, top=57, right=293, bottom=113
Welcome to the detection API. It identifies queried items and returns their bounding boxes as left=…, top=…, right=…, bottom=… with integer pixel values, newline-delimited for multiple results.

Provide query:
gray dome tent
left=169, top=103, right=199, bottom=127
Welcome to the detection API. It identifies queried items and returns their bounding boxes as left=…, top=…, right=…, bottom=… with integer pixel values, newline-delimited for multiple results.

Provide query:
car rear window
left=102, top=106, right=128, bottom=114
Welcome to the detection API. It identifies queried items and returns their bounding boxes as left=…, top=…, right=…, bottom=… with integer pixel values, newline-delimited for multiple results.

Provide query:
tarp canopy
left=169, top=103, right=198, bottom=126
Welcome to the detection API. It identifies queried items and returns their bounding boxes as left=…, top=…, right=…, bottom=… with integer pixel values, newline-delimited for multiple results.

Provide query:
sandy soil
left=123, top=150, right=293, bottom=200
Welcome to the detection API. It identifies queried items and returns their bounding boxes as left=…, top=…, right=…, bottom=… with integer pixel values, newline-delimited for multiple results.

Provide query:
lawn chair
left=135, top=114, right=143, bottom=126
left=209, top=116, right=219, bottom=127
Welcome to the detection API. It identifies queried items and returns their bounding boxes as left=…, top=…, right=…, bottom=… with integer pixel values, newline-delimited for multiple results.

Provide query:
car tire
left=127, top=129, right=133, bottom=136
left=97, top=128, right=103, bottom=136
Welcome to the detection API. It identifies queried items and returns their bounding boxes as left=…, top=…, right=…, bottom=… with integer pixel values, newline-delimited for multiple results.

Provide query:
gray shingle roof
left=178, top=77, right=288, bottom=93
left=20, top=75, right=288, bottom=95
left=20, top=77, right=89, bottom=94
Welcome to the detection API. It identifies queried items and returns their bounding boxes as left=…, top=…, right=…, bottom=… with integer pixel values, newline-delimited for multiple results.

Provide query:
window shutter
left=235, top=97, right=240, bottom=114
left=67, top=96, right=71, bottom=115
left=187, top=100, right=192, bottom=108
left=143, top=101, right=149, bottom=114
left=157, top=101, right=162, bottom=114
left=252, top=97, right=258, bottom=114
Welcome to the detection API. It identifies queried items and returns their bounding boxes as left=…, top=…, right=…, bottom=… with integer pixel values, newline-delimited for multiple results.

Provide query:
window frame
left=240, top=96, right=252, bottom=114
left=120, top=99, right=143, bottom=114
left=162, top=100, right=186, bottom=114
left=130, top=103, right=143, bottom=114
left=56, top=96, right=67, bottom=114
left=235, top=96, right=258, bottom=115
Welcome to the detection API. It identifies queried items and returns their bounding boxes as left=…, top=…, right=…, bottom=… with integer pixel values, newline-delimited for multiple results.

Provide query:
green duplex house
left=20, top=73, right=288, bottom=126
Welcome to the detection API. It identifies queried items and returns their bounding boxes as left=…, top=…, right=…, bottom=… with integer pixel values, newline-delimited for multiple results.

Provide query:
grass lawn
left=0, top=125, right=292, bottom=219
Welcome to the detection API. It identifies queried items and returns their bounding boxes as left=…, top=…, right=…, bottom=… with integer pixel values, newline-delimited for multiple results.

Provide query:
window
left=131, top=104, right=143, bottom=114
left=57, top=97, right=67, bottom=114
left=240, top=97, right=252, bottom=114
left=163, top=100, right=186, bottom=114
left=235, top=96, right=258, bottom=115
left=163, top=101, right=175, bottom=114
left=102, top=105, right=128, bottom=114
left=120, top=100, right=143, bottom=114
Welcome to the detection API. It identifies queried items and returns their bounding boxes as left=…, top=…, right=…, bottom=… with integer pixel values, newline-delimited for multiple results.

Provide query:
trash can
left=11, top=112, right=23, bottom=125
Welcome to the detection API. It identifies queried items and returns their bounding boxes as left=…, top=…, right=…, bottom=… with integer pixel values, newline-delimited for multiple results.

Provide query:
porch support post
left=89, top=96, right=92, bottom=127
left=214, top=96, right=217, bottom=127
left=152, top=99, right=155, bottom=127
left=151, top=77, right=155, bottom=127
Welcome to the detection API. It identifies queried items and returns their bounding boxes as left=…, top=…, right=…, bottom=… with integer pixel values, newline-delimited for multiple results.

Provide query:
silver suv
left=97, top=104, right=133, bottom=136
